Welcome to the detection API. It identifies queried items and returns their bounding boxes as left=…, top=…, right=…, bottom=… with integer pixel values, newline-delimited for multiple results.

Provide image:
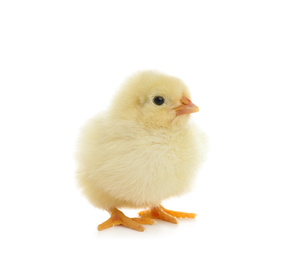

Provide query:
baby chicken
left=76, top=70, right=205, bottom=232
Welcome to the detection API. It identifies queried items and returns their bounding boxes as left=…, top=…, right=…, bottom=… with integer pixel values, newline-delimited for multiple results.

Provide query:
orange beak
left=174, top=97, right=199, bottom=116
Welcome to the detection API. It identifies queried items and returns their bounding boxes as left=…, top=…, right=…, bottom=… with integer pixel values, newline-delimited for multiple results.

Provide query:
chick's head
left=110, top=71, right=199, bottom=129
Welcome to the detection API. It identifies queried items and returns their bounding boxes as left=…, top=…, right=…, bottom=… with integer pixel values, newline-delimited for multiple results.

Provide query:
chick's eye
left=153, top=96, right=165, bottom=106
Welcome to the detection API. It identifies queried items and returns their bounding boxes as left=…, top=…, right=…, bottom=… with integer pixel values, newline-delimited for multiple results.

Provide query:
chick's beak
left=174, top=97, right=199, bottom=116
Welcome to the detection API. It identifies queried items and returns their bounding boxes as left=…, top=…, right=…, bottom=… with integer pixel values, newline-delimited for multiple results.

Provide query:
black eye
left=153, top=96, right=165, bottom=105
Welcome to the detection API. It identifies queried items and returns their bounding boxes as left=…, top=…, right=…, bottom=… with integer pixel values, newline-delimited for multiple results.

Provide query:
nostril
left=180, top=97, right=191, bottom=105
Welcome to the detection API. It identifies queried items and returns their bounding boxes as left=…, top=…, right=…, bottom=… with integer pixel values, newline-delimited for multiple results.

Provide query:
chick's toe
left=138, top=205, right=196, bottom=224
left=97, top=208, right=154, bottom=232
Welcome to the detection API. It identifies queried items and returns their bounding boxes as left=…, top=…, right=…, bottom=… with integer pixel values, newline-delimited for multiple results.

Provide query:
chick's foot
left=138, top=205, right=196, bottom=224
left=97, top=208, right=154, bottom=232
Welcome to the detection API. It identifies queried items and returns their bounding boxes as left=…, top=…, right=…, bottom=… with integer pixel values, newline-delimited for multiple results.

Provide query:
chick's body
left=76, top=71, right=206, bottom=231
left=77, top=115, right=203, bottom=210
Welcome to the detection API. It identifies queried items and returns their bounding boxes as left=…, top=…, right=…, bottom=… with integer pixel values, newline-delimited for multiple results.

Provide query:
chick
left=76, top=70, right=205, bottom=232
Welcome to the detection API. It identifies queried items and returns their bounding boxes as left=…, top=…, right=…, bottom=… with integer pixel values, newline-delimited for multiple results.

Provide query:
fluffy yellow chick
left=76, top=70, right=205, bottom=232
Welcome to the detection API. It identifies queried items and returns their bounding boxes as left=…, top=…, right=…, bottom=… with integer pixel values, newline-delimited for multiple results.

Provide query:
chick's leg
left=138, top=205, right=196, bottom=224
left=97, top=208, right=154, bottom=232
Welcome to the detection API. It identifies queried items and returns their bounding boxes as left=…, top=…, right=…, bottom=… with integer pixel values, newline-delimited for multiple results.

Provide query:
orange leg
left=97, top=208, right=155, bottom=232
left=138, top=205, right=196, bottom=224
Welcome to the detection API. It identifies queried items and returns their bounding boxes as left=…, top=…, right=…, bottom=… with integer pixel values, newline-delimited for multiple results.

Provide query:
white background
left=1, top=0, right=285, bottom=259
